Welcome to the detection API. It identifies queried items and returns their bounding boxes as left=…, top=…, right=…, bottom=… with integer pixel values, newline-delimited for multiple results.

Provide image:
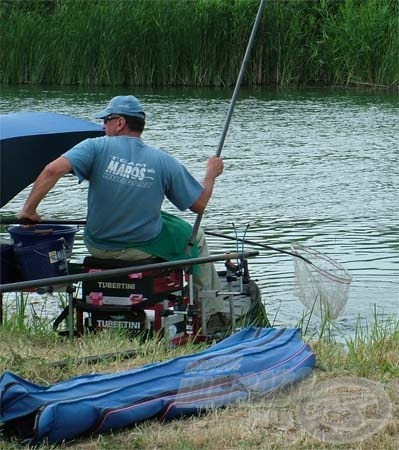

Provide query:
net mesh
left=291, top=244, right=352, bottom=320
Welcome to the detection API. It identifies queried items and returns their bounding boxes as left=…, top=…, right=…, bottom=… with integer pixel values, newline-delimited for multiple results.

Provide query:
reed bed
left=0, top=0, right=397, bottom=88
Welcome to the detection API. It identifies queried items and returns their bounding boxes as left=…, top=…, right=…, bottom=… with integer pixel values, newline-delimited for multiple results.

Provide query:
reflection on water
left=1, top=86, right=398, bottom=335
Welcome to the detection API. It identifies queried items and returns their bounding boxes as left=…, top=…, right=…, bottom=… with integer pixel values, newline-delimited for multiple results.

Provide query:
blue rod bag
left=0, top=327, right=315, bottom=444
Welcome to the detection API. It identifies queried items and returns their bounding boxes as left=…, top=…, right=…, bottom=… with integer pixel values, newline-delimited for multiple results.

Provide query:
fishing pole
left=0, top=217, right=311, bottom=264
left=0, top=250, right=259, bottom=293
left=50, top=350, right=138, bottom=368
left=204, top=230, right=313, bottom=265
left=0, top=218, right=86, bottom=226
left=187, top=0, right=267, bottom=249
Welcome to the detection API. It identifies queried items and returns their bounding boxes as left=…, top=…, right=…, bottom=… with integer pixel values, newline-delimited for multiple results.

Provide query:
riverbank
left=0, top=313, right=398, bottom=449
left=1, top=0, right=397, bottom=88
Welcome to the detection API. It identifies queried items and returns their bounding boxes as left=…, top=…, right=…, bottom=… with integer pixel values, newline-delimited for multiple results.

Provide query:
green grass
left=0, top=301, right=398, bottom=449
left=0, top=0, right=397, bottom=88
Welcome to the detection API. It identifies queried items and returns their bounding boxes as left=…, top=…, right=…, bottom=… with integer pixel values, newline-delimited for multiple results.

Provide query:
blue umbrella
left=0, top=111, right=104, bottom=207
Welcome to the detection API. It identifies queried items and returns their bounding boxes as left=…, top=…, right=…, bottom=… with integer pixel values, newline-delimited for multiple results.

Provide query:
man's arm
left=190, top=156, right=224, bottom=214
left=18, top=156, right=72, bottom=222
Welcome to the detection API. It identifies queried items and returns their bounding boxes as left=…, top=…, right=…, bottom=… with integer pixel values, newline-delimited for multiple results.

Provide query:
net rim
left=291, top=244, right=352, bottom=285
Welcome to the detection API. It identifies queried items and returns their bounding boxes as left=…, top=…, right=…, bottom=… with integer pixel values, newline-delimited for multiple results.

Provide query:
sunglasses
left=103, top=115, right=121, bottom=124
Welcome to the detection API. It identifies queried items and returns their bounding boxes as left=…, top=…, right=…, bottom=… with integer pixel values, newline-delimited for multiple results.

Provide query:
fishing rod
left=50, top=350, right=138, bottom=368
left=0, top=250, right=259, bottom=293
left=0, top=217, right=87, bottom=226
left=204, top=230, right=313, bottom=265
left=0, top=217, right=311, bottom=264
left=187, top=0, right=267, bottom=249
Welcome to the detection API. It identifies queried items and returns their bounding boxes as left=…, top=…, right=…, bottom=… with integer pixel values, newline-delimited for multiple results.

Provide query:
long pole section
left=215, top=0, right=266, bottom=158
left=0, top=250, right=259, bottom=293
left=0, top=218, right=87, bottom=226
left=188, top=0, right=266, bottom=247
left=0, top=217, right=312, bottom=264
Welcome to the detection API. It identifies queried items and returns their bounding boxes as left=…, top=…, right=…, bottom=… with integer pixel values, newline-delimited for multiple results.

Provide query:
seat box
left=85, top=309, right=148, bottom=333
left=81, top=257, right=183, bottom=307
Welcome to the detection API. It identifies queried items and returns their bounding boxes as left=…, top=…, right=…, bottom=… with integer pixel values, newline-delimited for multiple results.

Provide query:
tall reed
left=0, top=0, right=397, bottom=87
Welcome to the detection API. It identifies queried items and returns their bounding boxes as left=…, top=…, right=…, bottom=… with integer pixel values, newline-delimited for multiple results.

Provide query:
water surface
left=1, top=85, right=398, bottom=336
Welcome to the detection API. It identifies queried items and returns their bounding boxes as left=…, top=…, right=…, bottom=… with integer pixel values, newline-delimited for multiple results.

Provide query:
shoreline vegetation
left=0, top=295, right=398, bottom=449
left=0, top=0, right=398, bottom=89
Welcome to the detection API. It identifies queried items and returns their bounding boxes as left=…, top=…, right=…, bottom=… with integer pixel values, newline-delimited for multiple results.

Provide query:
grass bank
left=0, top=308, right=398, bottom=449
left=0, top=0, right=397, bottom=88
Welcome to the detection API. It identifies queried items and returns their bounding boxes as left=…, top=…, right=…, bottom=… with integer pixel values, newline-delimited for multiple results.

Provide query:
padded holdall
left=0, top=327, right=315, bottom=444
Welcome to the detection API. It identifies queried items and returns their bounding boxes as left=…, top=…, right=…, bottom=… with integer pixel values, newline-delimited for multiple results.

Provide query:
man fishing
left=18, top=95, right=229, bottom=331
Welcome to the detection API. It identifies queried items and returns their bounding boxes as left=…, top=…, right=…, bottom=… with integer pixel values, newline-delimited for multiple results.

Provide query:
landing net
left=291, top=244, right=352, bottom=320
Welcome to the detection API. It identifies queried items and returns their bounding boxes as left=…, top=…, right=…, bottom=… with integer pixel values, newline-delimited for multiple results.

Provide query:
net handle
left=205, top=231, right=313, bottom=265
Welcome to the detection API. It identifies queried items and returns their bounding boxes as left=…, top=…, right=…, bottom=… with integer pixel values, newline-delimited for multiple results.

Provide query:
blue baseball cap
left=93, top=95, right=145, bottom=120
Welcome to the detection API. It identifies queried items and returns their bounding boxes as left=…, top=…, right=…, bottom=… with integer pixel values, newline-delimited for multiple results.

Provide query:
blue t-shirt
left=63, top=136, right=203, bottom=248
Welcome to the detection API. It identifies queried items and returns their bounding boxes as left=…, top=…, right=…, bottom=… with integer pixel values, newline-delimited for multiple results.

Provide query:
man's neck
left=118, top=130, right=142, bottom=138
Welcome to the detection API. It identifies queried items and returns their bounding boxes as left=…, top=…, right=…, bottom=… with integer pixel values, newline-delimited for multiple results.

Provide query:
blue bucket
left=0, top=243, right=21, bottom=284
left=8, top=224, right=78, bottom=259
left=14, top=238, right=68, bottom=281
